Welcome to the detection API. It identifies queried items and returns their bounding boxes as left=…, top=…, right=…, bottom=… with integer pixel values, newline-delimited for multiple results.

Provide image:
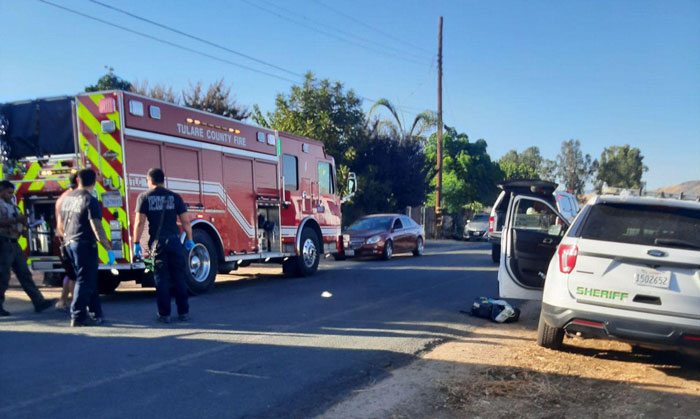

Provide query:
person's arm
left=55, top=209, right=64, bottom=238
left=56, top=214, right=64, bottom=238
left=90, top=219, right=111, bottom=250
left=178, top=212, right=193, bottom=241
left=132, top=212, right=146, bottom=245
left=0, top=207, right=26, bottom=226
left=55, top=197, right=64, bottom=238
left=175, top=194, right=193, bottom=241
left=88, top=197, right=110, bottom=249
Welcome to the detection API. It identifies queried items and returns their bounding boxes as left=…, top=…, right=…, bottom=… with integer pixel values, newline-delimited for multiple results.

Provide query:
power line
left=240, top=0, right=430, bottom=67
left=312, top=0, right=433, bottom=55
left=88, top=0, right=304, bottom=80
left=38, top=0, right=300, bottom=84
left=255, top=0, right=432, bottom=63
left=37, top=0, right=427, bottom=118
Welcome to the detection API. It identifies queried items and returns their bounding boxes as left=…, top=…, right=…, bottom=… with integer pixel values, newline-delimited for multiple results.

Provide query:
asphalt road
left=0, top=240, right=498, bottom=419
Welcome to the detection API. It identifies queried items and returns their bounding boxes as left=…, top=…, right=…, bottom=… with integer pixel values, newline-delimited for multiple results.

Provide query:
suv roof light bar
left=601, top=183, right=699, bottom=202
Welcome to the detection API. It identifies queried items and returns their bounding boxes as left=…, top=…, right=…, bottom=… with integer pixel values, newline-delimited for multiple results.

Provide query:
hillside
left=653, top=180, right=700, bottom=196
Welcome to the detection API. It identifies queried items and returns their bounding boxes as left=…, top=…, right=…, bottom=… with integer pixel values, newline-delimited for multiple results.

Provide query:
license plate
left=101, top=192, right=123, bottom=208
left=344, top=249, right=355, bottom=257
left=634, top=268, right=671, bottom=289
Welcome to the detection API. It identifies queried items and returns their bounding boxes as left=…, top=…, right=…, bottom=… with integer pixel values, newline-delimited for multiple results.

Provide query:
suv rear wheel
left=536, top=312, right=564, bottom=349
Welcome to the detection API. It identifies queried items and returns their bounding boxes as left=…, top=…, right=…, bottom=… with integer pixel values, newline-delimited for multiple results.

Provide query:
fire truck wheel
left=97, top=271, right=121, bottom=295
left=333, top=252, right=346, bottom=261
left=297, top=228, right=320, bottom=276
left=186, top=230, right=219, bottom=295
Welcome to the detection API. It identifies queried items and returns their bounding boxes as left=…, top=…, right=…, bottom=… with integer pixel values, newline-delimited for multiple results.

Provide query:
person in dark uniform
left=61, top=169, right=115, bottom=326
left=132, top=168, right=194, bottom=323
left=0, top=180, right=54, bottom=316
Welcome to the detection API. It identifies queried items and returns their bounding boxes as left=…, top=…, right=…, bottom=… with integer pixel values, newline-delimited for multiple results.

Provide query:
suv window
left=579, top=203, right=700, bottom=249
left=513, top=199, right=565, bottom=236
left=558, top=195, right=572, bottom=214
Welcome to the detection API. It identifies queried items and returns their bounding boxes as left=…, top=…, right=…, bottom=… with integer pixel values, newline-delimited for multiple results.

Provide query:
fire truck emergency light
left=39, top=168, right=78, bottom=177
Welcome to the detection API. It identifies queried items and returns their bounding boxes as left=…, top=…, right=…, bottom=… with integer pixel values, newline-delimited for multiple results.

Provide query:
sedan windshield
left=348, top=217, right=393, bottom=231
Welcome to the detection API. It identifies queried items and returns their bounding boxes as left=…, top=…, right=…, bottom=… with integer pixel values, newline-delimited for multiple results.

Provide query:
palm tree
left=368, top=98, right=437, bottom=142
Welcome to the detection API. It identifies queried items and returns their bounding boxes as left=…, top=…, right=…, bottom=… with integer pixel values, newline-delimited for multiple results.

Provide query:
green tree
left=342, top=133, right=429, bottom=224
left=425, top=126, right=499, bottom=214
left=498, top=159, right=538, bottom=181
left=498, top=146, right=556, bottom=181
left=367, top=98, right=436, bottom=142
left=555, top=139, right=596, bottom=194
left=182, top=78, right=249, bottom=120
left=595, top=145, right=648, bottom=191
left=85, top=66, right=132, bottom=92
left=252, top=72, right=366, bottom=168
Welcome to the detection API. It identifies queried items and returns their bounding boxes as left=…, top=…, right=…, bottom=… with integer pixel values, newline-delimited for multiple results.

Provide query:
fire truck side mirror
left=342, top=172, right=357, bottom=204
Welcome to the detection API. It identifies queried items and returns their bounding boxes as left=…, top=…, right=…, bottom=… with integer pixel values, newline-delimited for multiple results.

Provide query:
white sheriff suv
left=498, top=191, right=700, bottom=353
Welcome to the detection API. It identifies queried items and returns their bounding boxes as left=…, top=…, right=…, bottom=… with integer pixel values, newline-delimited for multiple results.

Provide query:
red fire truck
left=0, top=91, right=356, bottom=294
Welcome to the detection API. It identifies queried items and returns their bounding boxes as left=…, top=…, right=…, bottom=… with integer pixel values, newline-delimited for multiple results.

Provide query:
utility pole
left=435, top=16, right=444, bottom=233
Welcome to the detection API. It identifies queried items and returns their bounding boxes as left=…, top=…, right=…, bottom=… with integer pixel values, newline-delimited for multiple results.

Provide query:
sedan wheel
left=381, top=240, right=393, bottom=261
left=413, top=237, right=424, bottom=256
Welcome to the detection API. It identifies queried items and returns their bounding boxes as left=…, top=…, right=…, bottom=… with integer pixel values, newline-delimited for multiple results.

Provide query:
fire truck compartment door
left=164, top=146, right=202, bottom=206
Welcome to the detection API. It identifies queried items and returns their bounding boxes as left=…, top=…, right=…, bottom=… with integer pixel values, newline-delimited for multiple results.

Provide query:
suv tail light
left=489, top=216, right=494, bottom=233
left=558, top=244, right=578, bottom=273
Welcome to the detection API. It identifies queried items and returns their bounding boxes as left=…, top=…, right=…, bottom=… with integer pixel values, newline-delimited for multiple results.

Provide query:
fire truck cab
left=0, top=91, right=355, bottom=294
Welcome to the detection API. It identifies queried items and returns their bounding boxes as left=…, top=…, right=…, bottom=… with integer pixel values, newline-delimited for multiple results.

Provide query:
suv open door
left=498, top=194, right=569, bottom=299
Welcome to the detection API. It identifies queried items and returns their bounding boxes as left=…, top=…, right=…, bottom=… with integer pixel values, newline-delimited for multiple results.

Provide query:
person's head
left=0, top=180, right=15, bottom=202
left=77, top=169, right=97, bottom=190
left=68, top=173, right=78, bottom=190
left=146, top=168, right=165, bottom=189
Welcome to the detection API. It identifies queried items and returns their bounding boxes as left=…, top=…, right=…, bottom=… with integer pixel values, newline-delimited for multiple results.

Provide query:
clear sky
left=1, top=0, right=698, bottom=190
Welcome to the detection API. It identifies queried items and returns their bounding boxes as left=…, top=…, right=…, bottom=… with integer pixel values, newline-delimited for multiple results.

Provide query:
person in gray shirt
left=0, top=180, right=53, bottom=316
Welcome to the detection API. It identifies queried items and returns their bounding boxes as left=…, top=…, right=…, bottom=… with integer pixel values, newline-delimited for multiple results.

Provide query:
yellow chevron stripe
left=80, top=132, right=126, bottom=197
left=28, top=180, right=45, bottom=191
left=81, top=149, right=129, bottom=263
left=18, top=200, right=27, bottom=251
left=21, top=162, right=42, bottom=190
left=78, top=100, right=123, bottom=164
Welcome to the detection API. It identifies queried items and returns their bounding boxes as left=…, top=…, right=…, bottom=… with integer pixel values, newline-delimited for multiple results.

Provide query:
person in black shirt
left=61, top=169, right=115, bottom=326
left=132, top=168, right=194, bottom=323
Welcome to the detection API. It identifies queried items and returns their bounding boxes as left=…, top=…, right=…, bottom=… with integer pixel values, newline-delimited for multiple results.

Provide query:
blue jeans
left=66, top=241, right=103, bottom=321
left=152, top=236, right=189, bottom=316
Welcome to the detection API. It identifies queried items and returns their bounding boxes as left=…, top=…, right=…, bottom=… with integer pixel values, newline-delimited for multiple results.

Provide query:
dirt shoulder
left=320, top=302, right=700, bottom=419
